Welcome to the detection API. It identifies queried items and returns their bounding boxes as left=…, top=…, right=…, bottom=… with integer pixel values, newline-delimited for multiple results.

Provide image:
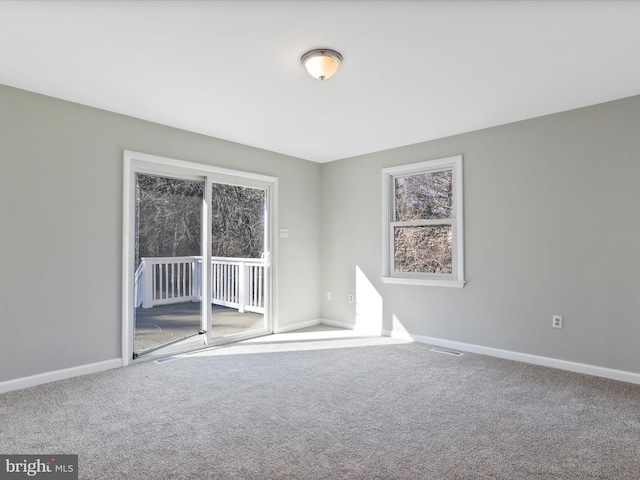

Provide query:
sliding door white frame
left=122, top=150, right=278, bottom=366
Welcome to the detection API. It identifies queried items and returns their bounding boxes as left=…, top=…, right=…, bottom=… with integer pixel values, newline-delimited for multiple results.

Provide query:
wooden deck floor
left=134, top=302, right=264, bottom=351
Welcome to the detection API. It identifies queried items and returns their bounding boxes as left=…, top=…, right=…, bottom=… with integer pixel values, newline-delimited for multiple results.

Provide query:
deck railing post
left=207, top=257, right=265, bottom=314
left=141, top=258, right=154, bottom=309
left=238, top=261, right=246, bottom=313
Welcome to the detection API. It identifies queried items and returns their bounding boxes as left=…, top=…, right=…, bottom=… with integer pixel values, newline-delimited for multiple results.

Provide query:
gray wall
left=2, top=82, right=639, bottom=384
left=0, top=84, right=321, bottom=382
left=321, top=95, right=640, bottom=374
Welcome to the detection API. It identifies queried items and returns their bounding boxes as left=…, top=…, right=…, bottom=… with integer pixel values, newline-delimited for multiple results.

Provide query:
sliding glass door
left=133, top=173, right=207, bottom=358
left=124, top=152, right=275, bottom=362
left=210, top=183, right=268, bottom=339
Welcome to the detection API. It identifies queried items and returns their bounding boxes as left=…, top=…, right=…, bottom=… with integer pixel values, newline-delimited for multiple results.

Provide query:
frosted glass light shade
left=301, top=49, right=343, bottom=81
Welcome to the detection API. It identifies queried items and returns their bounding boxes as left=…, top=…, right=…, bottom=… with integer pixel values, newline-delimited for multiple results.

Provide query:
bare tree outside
left=393, top=170, right=453, bottom=274
left=135, top=174, right=265, bottom=267
left=135, top=174, right=203, bottom=267
left=211, top=184, right=265, bottom=258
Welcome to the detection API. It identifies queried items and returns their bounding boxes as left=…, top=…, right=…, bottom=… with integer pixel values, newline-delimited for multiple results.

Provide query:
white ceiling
left=1, top=1, right=639, bottom=163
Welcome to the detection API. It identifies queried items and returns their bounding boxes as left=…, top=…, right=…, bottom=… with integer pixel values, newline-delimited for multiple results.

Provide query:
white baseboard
left=9, top=328, right=635, bottom=394
left=273, top=318, right=322, bottom=334
left=321, top=318, right=355, bottom=330
left=273, top=318, right=373, bottom=334
left=382, top=329, right=640, bottom=386
left=322, top=319, right=385, bottom=335
left=0, top=358, right=123, bottom=394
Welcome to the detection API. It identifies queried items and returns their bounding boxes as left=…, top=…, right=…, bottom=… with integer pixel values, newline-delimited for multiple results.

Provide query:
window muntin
left=382, top=156, right=464, bottom=287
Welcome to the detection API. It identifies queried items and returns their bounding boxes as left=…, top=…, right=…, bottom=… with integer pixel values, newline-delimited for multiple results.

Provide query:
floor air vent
left=430, top=347, right=463, bottom=357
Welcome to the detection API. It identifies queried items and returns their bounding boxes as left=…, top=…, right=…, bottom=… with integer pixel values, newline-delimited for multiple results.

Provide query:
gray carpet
left=1, top=326, right=639, bottom=479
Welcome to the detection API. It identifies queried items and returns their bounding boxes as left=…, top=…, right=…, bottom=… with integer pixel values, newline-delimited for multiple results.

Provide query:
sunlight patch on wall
left=391, top=314, right=410, bottom=334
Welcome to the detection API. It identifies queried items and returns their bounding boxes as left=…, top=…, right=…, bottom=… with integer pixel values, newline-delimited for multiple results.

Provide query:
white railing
left=211, top=257, right=265, bottom=314
left=135, top=256, right=265, bottom=314
left=137, top=256, right=202, bottom=309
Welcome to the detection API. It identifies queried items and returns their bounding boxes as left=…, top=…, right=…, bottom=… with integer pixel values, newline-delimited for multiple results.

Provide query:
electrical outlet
left=327, top=291, right=332, bottom=301
left=279, top=228, right=289, bottom=238
left=348, top=294, right=354, bottom=303
left=553, top=315, right=563, bottom=329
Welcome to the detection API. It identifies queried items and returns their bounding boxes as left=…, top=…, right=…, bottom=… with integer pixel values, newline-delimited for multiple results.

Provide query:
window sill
left=381, top=276, right=465, bottom=288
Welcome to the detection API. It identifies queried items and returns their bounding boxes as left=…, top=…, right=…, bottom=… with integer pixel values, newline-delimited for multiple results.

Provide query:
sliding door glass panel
left=133, top=173, right=205, bottom=358
left=210, top=183, right=267, bottom=339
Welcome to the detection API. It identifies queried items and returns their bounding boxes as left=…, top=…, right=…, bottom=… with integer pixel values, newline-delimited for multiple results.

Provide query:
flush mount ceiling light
left=301, top=49, right=343, bottom=81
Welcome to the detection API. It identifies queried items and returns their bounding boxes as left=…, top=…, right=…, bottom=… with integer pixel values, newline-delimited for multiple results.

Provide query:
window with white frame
left=382, top=155, right=464, bottom=287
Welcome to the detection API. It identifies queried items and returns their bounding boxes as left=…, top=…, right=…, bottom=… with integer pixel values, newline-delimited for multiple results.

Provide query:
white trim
left=321, top=318, right=355, bottom=330
left=0, top=359, right=122, bottom=394
left=321, top=318, right=388, bottom=335
left=122, top=153, right=133, bottom=366
left=273, top=318, right=322, bottom=333
left=381, top=155, right=464, bottom=287
left=123, top=150, right=276, bottom=184
left=382, top=329, right=640, bottom=386
left=381, top=277, right=465, bottom=288
left=269, top=179, right=279, bottom=333
left=382, top=155, right=462, bottom=176
left=273, top=318, right=375, bottom=334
